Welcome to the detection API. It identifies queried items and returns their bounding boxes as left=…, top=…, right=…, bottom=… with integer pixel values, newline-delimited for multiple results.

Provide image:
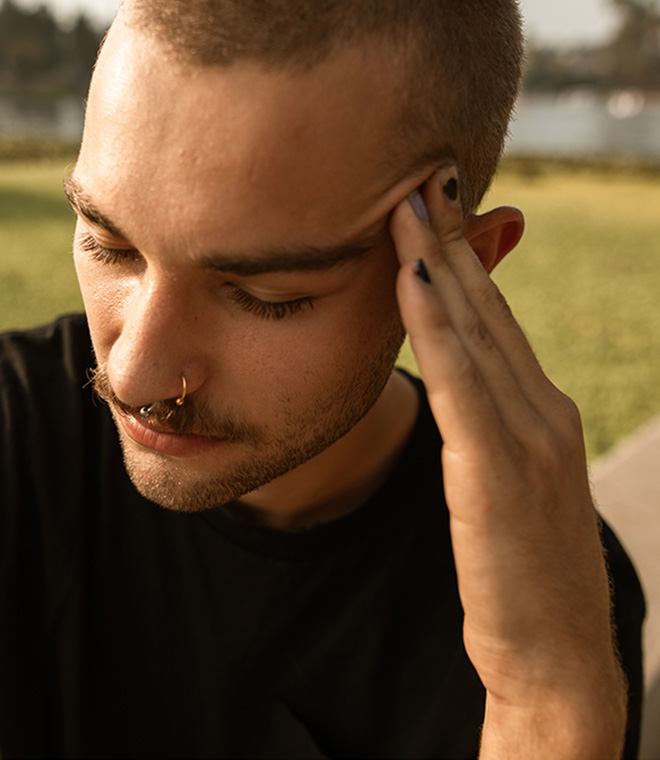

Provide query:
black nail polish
left=443, top=177, right=458, bottom=202
left=415, top=258, right=430, bottom=284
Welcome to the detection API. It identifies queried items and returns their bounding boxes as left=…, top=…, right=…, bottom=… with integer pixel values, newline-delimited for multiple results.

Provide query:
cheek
left=225, top=261, right=401, bottom=392
left=338, top=243, right=402, bottom=350
left=73, top=250, right=127, bottom=360
left=73, top=227, right=402, bottom=399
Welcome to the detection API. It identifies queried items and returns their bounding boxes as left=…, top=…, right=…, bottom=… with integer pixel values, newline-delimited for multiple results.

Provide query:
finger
left=391, top=199, right=542, bottom=451
left=395, top=255, right=514, bottom=455
left=393, top=166, right=514, bottom=335
left=420, top=168, right=557, bottom=405
left=393, top=184, right=576, bottom=457
left=424, top=167, right=528, bottom=336
left=391, top=192, right=550, bottom=448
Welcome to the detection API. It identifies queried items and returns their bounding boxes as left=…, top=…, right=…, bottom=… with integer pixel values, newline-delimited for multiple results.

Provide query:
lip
left=117, top=409, right=228, bottom=458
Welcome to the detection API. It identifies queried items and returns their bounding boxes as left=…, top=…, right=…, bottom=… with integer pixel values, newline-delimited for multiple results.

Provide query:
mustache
left=88, top=365, right=260, bottom=442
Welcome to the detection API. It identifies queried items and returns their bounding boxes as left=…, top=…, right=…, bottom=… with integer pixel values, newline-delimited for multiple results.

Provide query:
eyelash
left=78, top=232, right=140, bottom=265
left=228, top=287, right=315, bottom=321
left=78, top=233, right=315, bottom=321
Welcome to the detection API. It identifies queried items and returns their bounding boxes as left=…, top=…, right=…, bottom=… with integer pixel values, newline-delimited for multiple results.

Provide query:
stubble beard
left=94, top=323, right=406, bottom=514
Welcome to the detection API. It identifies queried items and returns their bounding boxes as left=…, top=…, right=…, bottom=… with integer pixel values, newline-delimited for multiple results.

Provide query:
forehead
left=76, top=15, right=408, bottom=253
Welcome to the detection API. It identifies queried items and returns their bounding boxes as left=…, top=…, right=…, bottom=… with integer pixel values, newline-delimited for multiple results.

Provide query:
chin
left=116, top=426, right=334, bottom=514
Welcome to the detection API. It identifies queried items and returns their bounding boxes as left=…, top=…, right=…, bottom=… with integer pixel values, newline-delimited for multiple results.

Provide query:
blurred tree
left=606, top=0, right=660, bottom=88
left=0, top=1, right=59, bottom=87
left=0, top=0, right=103, bottom=95
left=523, top=0, right=660, bottom=92
left=63, top=13, right=104, bottom=91
left=525, top=47, right=602, bottom=92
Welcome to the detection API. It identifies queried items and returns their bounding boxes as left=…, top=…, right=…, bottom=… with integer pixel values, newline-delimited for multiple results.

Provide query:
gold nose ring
left=139, top=374, right=187, bottom=418
left=175, top=374, right=187, bottom=407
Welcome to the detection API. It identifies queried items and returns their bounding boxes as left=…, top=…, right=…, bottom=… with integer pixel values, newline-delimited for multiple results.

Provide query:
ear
left=462, top=206, right=525, bottom=273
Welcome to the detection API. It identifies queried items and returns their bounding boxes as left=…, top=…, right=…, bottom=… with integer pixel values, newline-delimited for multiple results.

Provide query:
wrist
left=479, top=675, right=628, bottom=760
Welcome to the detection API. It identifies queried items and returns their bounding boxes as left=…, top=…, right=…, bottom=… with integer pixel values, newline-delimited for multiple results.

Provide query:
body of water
left=0, top=96, right=84, bottom=142
left=3, top=90, right=660, bottom=160
left=508, top=91, right=660, bottom=159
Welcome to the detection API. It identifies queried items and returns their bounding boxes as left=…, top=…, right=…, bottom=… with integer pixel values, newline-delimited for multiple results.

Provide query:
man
left=0, top=1, right=645, bottom=757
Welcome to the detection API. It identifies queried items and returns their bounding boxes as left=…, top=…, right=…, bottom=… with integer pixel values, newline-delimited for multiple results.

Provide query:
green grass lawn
left=495, top=163, right=660, bottom=460
left=0, top=159, right=83, bottom=327
left=2, top=157, right=659, bottom=461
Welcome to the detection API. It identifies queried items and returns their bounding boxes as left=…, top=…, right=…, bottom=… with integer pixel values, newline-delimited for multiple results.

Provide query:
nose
left=107, top=274, right=206, bottom=408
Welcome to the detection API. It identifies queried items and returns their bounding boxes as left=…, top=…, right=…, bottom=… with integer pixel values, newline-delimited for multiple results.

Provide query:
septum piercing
left=140, top=374, right=187, bottom=419
left=175, top=374, right=187, bottom=406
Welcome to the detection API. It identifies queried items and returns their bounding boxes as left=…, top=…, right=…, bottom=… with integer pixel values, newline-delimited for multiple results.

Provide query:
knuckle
left=528, top=422, right=562, bottom=475
left=522, top=394, right=586, bottom=477
left=479, top=280, right=515, bottom=320
left=465, top=312, right=496, bottom=350
left=549, top=389, right=585, bottom=438
left=425, top=237, right=450, bottom=269
left=438, top=226, right=464, bottom=249
left=556, top=394, right=586, bottom=448
left=559, top=392, right=583, bottom=427
left=491, top=286, right=514, bottom=318
left=454, top=351, right=483, bottom=391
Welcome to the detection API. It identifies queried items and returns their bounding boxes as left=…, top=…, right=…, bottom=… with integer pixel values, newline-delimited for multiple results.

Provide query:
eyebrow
left=195, top=242, right=374, bottom=276
left=63, top=173, right=127, bottom=240
left=63, top=172, right=380, bottom=275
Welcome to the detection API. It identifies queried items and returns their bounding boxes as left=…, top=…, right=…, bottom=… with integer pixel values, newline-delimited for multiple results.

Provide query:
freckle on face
left=74, top=17, right=407, bottom=513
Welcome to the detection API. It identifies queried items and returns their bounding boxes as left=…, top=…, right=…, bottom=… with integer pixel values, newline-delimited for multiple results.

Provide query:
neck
left=232, top=370, right=419, bottom=530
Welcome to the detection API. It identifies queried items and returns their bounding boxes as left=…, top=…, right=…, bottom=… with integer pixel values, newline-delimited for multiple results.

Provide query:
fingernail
left=408, top=189, right=429, bottom=223
left=414, top=258, right=431, bottom=284
left=436, top=165, right=461, bottom=207
left=443, top=177, right=458, bottom=202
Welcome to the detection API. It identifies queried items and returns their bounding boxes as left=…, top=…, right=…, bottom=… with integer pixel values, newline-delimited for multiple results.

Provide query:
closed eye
left=227, top=285, right=316, bottom=321
left=78, top=232, right=141, bottom=265
left=79, top=232, right=316, bottom=321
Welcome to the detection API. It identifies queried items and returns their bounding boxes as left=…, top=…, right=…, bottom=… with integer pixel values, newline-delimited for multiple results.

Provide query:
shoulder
left=0, top=312, right=98, bottom=459
left=0, top=312, right=91, bottom=375
left=0, top=313, right=115, bottom=569
left=0, top=313, right=92, bottom=406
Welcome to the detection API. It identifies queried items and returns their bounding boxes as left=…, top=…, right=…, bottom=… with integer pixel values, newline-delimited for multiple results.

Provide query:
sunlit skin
left=70, top=10, right=437, bottom=528
left=67, top=5, right=628, bottom=754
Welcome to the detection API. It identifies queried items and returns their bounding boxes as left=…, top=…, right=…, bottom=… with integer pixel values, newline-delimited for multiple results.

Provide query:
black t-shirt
left=0, top=314, right=646, bottom=759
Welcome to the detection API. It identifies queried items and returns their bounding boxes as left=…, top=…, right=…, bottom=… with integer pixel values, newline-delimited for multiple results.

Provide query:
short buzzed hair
left=127, top=0, right=524, bottom=213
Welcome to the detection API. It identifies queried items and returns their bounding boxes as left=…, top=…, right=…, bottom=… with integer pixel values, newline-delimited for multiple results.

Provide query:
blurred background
left=1, top=0, right=659, bottom=455
left=3, top=0, right=660, bottom=156
left=0, top=0, right=659, bottom=756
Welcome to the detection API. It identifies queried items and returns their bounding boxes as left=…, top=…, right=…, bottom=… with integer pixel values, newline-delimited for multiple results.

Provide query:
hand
left=389, top=167, right=627, bottom=759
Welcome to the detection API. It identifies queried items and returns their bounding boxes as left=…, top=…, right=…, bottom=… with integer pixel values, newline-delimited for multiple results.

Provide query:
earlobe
left=462, top=206, right=525, bottom=273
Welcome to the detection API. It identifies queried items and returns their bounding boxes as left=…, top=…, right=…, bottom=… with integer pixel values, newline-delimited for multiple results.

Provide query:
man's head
left=127, top=0, right=524, bottom=214
left=66, top=0, right=524, bottom=520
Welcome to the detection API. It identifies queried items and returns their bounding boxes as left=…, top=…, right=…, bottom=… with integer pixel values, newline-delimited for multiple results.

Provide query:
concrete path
left=592, top=415, right=660, bottom=760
